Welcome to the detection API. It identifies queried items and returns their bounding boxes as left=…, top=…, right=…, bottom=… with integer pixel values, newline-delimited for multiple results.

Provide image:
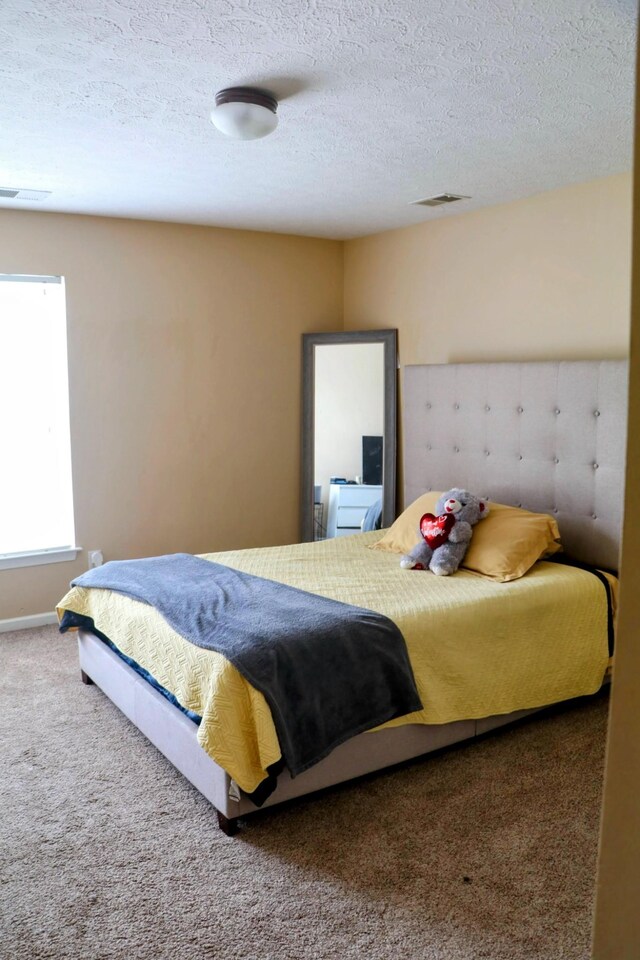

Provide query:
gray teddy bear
left=400, top=488, right=489, bottom=576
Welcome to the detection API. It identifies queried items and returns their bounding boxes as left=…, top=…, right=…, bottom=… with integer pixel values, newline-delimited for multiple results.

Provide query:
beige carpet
left=1, top=626, right=608, bottom=960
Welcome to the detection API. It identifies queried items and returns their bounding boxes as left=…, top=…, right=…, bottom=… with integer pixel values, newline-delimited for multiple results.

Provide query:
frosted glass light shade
left=210, top=90, right=278, bottom=140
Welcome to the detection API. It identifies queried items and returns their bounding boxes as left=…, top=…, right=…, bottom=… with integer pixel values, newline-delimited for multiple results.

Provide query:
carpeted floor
left=1, top=625, right=608, bottom=960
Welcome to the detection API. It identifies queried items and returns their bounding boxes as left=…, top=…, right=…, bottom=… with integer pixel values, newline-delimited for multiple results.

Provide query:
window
left=0, top=274, right=77, bottom=567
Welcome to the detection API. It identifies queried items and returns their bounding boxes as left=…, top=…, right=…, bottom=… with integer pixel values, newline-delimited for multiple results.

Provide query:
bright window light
left=0, top=275, right=76, bottom=557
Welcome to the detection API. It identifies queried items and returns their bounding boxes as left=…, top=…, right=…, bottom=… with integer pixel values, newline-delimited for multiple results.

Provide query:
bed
left=57, top=359, right=627, bottom=834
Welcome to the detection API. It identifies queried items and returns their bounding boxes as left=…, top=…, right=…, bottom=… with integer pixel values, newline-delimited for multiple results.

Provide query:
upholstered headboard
left=403, top=360, right=628, bottom=571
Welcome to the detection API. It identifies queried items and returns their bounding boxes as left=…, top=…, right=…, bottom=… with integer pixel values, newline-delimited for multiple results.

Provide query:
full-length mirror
left=301, top=330, right=397, bottom=542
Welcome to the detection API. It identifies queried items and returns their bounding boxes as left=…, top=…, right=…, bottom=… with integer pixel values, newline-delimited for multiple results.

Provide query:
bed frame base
left=216, top=812, right=239, bottom=836
left=76, top=629, right=569, bottom=834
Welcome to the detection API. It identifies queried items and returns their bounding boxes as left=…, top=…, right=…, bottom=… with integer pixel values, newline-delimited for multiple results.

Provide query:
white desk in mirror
left=326, top=483, right=383, bottom=538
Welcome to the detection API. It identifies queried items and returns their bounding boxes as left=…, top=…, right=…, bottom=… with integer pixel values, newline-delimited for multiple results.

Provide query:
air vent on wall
left=411, top=193, right=470, bottom=207
left=0, top=187, right=51, bottom=201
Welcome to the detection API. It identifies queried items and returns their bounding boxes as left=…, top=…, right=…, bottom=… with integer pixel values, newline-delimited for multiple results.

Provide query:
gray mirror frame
left=301, top=329, right=398, bottom=542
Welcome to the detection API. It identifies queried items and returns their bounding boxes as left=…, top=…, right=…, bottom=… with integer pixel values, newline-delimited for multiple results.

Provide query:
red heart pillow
left=420, top=512, right=455, bottom=550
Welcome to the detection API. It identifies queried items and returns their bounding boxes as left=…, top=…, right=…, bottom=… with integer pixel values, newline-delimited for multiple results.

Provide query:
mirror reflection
left=301, top=329, right=396, bottom=544
left=313, top=343, right=385, bottom=540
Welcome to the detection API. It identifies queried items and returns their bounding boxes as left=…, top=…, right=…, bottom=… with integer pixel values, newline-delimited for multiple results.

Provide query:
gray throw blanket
left=72, top=554, right=422, bottom=777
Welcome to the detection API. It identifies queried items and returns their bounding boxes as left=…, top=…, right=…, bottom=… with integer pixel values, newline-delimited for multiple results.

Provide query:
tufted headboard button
left=594, top=410, right=601, bottom=417
left=517, top=406, right=524, bottom=414
left=554, top=408, right=561, bottom=415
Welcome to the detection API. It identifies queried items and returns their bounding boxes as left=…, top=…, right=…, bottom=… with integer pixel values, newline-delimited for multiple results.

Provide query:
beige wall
left=344, top=173, right=632, bottom=365
left=591, top=70, right=640, bottom=959
left=0, top=210, right=343, bottom=619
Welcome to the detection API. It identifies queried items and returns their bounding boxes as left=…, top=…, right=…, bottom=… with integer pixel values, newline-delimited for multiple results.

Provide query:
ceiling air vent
left=0, top=187, right=51, bottom=201
left=411, top=193, right=470, bottom=207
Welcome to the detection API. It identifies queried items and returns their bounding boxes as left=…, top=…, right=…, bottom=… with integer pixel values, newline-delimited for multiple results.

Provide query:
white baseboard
left=0, top=612, right=58, bottom=633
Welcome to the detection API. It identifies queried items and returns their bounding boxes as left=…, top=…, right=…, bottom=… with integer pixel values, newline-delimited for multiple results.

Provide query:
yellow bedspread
left=57, top=532, right=615, bottom=794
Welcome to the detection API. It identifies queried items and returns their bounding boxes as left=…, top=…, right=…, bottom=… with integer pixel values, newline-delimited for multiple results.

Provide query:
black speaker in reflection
left=362, top=435, right=383, bottom=486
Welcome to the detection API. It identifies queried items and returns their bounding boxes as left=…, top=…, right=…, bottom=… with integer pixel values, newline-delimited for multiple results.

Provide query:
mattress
left=57, top=530, right=615, bottom=794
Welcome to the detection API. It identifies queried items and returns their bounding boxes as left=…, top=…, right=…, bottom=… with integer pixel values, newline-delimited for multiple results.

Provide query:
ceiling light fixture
left=210, top=87, right=278, bottom=141
left=411, top=193, right=470, bottom=207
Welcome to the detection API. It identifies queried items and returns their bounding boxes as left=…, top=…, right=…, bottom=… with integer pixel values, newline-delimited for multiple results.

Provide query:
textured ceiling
left=0, top=0, right=636, bottom=238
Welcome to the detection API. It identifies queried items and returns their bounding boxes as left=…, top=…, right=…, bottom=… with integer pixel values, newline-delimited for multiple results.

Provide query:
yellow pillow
left=372, top=491, right=562, bottom=582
